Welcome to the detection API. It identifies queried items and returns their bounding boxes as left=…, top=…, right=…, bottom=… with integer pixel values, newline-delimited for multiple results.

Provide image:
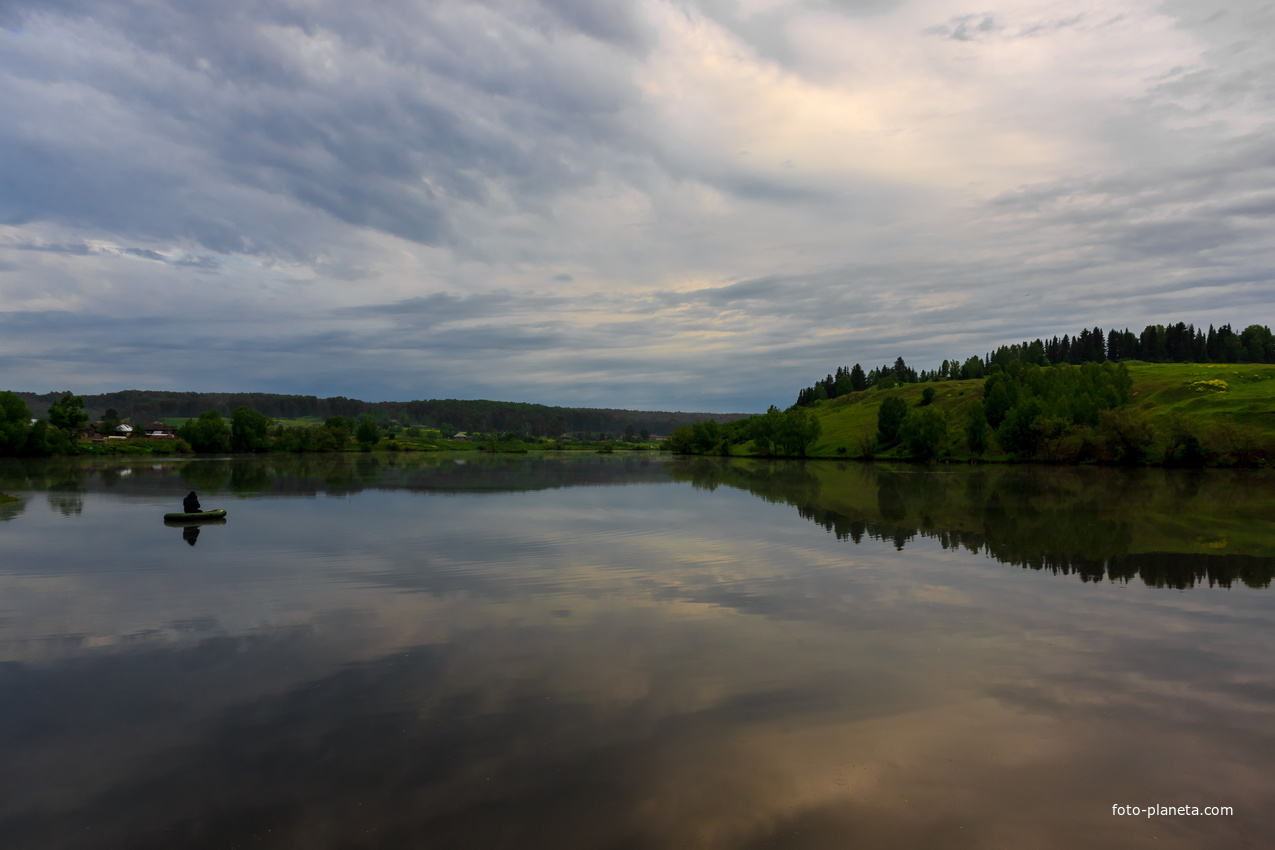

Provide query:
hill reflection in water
left=669, top=458, right=1275, bottom=590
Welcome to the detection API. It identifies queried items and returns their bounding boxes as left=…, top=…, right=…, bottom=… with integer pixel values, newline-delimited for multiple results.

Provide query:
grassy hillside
left=794, top=361, right=1275, bottom=463
left=1124, top=362, right=1275, bottom=430
left=804, top=380, right=983, bottom=458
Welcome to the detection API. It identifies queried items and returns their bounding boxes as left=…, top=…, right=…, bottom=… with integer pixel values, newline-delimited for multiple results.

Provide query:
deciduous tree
left=877, top=397, right=908, bottom=446
left=356, top=414, right=380, bottom=449
left=997, top=400, right=1045, bottom=458
left=178, top=411, right=232, bottom=453
left=0, top=391, right=31, bottom=455
left=965, top=402, right=989, bottom=455
left=779, top=407, right=822, bottom=457
left=230, top=407, right=271, bottom=452
left=47, top=393, right=88, bottom=432
left=901, top=407, right=946, bottom=459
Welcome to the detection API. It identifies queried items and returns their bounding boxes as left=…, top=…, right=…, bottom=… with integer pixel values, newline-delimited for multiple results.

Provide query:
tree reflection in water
left=3, top=453, right=1271, bottom=588
left=670, top=458, right=1275, bottom=590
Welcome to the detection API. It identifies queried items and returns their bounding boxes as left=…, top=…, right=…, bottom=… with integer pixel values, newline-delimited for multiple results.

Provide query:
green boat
left=163, top=509, right=227, bottom=522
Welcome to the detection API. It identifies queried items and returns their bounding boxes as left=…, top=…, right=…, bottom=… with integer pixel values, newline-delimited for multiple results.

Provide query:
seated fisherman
left=183, top=490, right=201, bottom=513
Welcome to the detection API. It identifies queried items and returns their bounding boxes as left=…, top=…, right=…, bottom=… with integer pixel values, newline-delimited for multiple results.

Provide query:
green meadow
left=1123, top=362, right=1275, bottom=429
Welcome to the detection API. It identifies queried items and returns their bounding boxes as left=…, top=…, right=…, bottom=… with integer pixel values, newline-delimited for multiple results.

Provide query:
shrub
left=666, top=425, right=694, bottom=454
left=1163, top=415, right=1207, bottom=467
left=1207, top=422, right=1269, bottom=468
left=1096, top=408, right=1154, bottom=465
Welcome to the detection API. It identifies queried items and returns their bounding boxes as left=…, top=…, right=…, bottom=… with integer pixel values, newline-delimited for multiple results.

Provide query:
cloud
left=0, top=0, right=1272, bottom=409
left=0, top=0, right=653, bottom=258
left=926, top=13, right=1000, bottom=42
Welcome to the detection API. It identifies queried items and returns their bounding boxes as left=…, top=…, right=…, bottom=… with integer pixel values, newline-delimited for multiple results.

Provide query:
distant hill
left=14, top=390, right=751, bottom=438
left=797, top=361, right=1275, bottom=463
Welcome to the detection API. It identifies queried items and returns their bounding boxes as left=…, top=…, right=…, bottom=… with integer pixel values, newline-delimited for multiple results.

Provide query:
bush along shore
left=0, top=393, right=667, bottom=458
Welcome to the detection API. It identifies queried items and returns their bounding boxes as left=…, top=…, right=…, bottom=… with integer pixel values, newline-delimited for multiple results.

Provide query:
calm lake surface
left=1, top=454, right=1273, bottom=849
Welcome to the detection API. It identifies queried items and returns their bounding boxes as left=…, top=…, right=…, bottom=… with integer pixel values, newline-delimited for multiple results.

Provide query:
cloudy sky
left=1, top=0, right=1272, bottom=411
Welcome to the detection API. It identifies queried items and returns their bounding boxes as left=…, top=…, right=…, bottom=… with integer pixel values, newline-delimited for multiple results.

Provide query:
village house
left=145, top=421, right=177, bottom=439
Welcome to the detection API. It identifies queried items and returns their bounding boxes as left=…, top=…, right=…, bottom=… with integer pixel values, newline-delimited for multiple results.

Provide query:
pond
left=1, top=454, right=1273, bottom=849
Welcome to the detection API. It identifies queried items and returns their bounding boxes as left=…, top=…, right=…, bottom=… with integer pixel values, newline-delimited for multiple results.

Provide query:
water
left=1, top=454, right=1273, bottom=849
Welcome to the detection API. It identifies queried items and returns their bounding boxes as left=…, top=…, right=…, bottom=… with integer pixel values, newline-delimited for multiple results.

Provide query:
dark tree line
left=795, top=321, right=1274, bottom=407
left=13, top=390, right=746, bottom=439
left=1031, top=322, right=1271, bottom=366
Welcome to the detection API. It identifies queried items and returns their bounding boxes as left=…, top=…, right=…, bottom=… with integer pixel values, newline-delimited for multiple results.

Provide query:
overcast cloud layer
left=2, top=0, right=1273, bottom=411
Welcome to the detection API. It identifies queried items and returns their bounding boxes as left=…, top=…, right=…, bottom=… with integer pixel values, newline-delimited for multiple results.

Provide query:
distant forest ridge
left=13, top=391, right=750, bottom=438
left=796, top=321, right=1274, bottom=406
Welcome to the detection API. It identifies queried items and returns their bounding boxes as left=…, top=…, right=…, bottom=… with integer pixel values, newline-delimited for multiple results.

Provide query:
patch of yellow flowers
left=1190, top=379, right=1228, bottom=392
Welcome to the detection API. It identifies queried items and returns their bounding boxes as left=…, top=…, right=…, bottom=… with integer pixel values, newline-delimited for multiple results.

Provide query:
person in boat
left=183, top=490, right=201, bottom=513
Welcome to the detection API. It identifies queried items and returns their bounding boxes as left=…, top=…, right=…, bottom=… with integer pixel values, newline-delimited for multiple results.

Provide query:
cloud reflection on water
left=0, top=456, right=1272, bottom=848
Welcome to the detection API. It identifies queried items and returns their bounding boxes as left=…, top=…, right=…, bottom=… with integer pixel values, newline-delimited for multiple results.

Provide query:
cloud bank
left=1, top=0, right=1272, bottom=410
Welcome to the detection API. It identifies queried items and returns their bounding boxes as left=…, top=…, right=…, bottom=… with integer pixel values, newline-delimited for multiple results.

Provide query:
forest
left=793, top=321, right=1272, bottom=406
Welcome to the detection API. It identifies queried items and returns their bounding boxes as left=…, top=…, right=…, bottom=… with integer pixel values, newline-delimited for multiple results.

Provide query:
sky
left=1, top=0, right=1272, bottom=412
